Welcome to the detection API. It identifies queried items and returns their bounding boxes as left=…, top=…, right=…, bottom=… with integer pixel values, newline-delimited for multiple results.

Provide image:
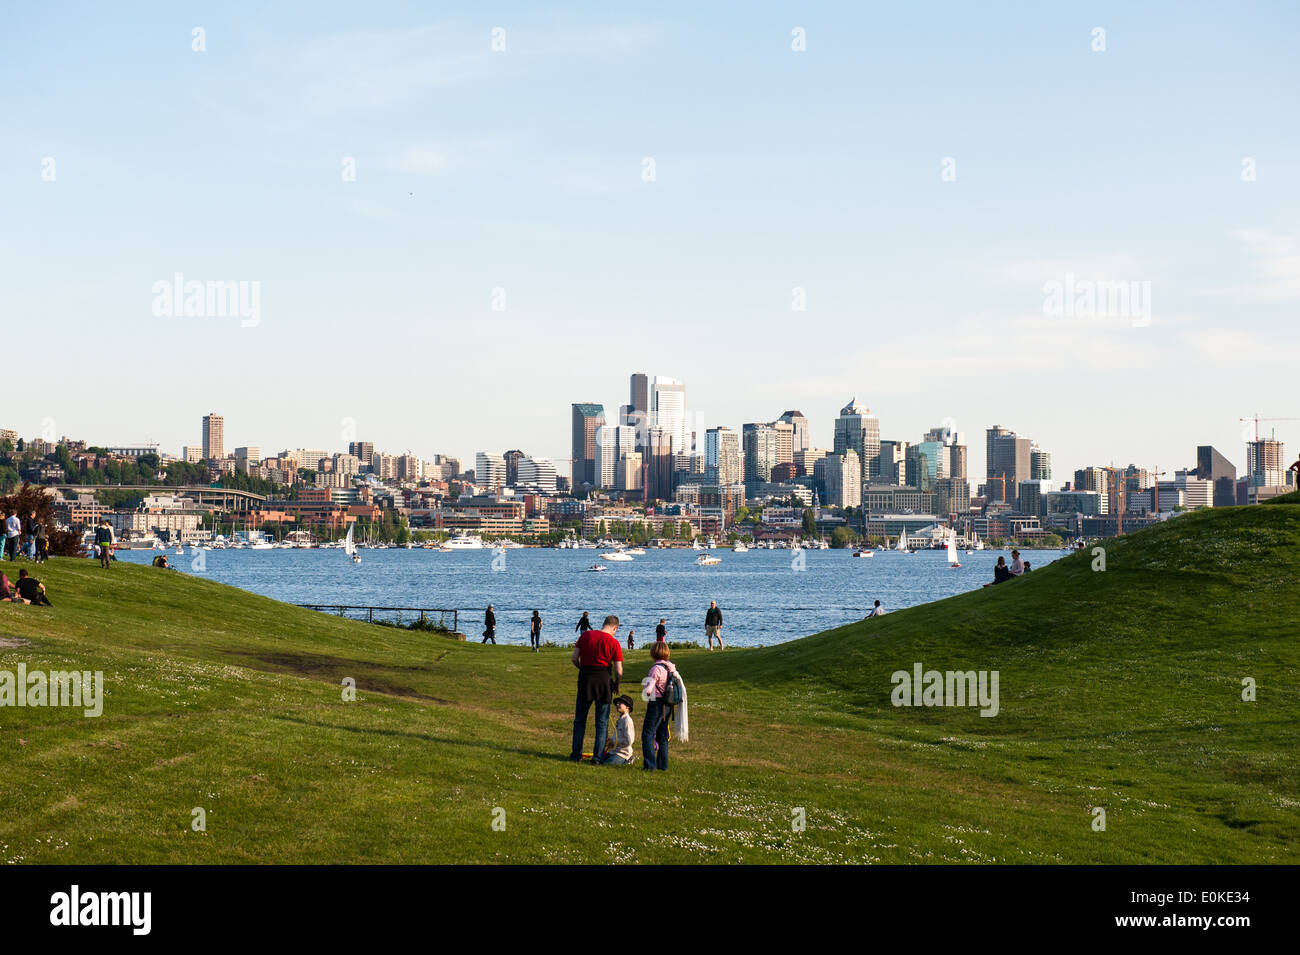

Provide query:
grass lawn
left=0, top=499, right=1297, bottom=864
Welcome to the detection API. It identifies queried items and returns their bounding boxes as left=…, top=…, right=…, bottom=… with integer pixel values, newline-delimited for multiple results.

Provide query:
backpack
left=657, top=664, right=683, bottom=708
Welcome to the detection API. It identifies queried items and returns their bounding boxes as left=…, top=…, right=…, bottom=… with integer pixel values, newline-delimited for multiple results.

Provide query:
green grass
left=1, top=500, right=1297, bottom=864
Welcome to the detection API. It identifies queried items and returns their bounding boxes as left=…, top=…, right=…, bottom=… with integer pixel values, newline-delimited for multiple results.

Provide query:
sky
left=4, top=1, right=1299, bottom=484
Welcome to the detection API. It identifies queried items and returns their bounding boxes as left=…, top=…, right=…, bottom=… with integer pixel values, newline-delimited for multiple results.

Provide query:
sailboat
left=895, top=529, right=909, bottom=552
left=947, top=532, right=962, bottom=568
left=344, top=524, right=360, bottom=564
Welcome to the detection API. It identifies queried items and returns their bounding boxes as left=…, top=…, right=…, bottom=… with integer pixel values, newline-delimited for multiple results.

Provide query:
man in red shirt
left=569, top=614, right=624, bottom=762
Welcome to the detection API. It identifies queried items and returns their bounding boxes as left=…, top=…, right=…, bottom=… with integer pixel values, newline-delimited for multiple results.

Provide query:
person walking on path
left=640, top=642, right=680, bottom=771
left=94, top=519, right=115, bottom=569
left=482, top=604, right=497, bottom=644
left=3, top=510, right=20, bottom=561
left=705, top=600, right=724, bottom=650
left=575, top=611, right=591, bottom=635
left=569, top=614, right=623, bottom=762
left=529, top=610, right=542, bottom=651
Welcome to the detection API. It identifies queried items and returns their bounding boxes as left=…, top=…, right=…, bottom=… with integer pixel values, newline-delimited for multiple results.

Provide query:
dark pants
left=571, top=667, right=612, bottom=759
left=642, top=699, right=669, bottom=770
left=99, top=545, right=112, bottom=568
left=530, top=630, right=540, bottom=648
left=3, top=537, right=16, bottom=561
left=35, top=540, right=47, bottom=563
left=482, top=628, right=495, bottom=644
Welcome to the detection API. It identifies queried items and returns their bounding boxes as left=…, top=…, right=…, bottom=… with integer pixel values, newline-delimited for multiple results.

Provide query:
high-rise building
left=233, top=447, right=261, bottom=473
left=1074, top=466, right=1108, bottom=492
left=1030, top=446, right=1052, bottom=480
left=596, top=425, right=636, bottom=488
left=348, top=442, right=375, bottom=468
left=876, top=440, right=908, bottom=486
left=1246, top=438, right=1287, bottom=488
left=771, top=420, right=795, bottom=465
left=398, top=454, right=421, bottom=481
left=201, top=413, right=224, bottom=461
left=705, top=427, right=742, bottom=486
left=834, top=398, right=881, bottom=486
left=570, top=403, right=606, bottom=490
left=779, top=411, right=810, bottom=453
left=986, top=425, right=1031, bottom=506
left=475, top=452, right=507, bottom=490
left=516, top=457, right=558, bottom=492
left=644, top=426, right=675, bottom=502
left=907, top=444, right=936, bottom=492
left=742, top=423, right=779, bottom=485
left=824, top=450, right=862, bottom=509
left=1196, top=445, right=1237, bottom=507
left=615, top=452, right=643, bottom=492
left=503, top=450, right=526, bottom=487
left=652, top=377, right=688, bottom=456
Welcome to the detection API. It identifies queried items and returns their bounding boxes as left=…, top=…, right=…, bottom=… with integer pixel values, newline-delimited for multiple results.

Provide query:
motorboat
left=588, top=563, right=607, bottom=572
left=731, top=541, right=749, bottom=553
left=601, top=551, right=634, bottom=562
left=851, top=549, right=873, bottom=558
left=624, top=547, right=646, bottom=556
left=695, top=553, right=721, bottom=566
left=441, top=534, right=486, bottom=551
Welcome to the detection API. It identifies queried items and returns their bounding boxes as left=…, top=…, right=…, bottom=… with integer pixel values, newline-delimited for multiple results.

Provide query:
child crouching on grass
left=601, top=695, right=637, bottom=766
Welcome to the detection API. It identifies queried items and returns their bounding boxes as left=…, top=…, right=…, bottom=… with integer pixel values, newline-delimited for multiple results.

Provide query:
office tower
left=615, top=452, right=643, bottom=492
left=779, top=411, right=810, bottom=453
left=795, top=448, right=828, bottom=475
left=986, top=425, right=1031, bottom=506
left=1196, top=445, right=1238, bottom=507
left=742, top=423, right=779, bottom=485
left=333, top=453, right=361, bottom=477
left=201, top=413, right=224, bottom=461
left=705, top=427, right=742, bottom=486
left=1030, top=446, right=1051, bottom=480
left=630, top=373, right=650, bottom=417
left=475, top=452, right=507, bottom=490
left=1017, top=479, right=1053, bottom=518
left=1246, top=438, right=1287, bottom=487
left=876, top=440, right=908, bottom=486
left=772, top=420, right=795, bottom=465
left=644, top=427, right=675, bottom=502
left=906, top=444, right=935, bottom=492
left=651, top=376, right=688, bottom=456
left=824, top=450, right=862, bottom=509
left=517, top=457, right=558, bottom=492
left=934, top=476, right=971, bottom=518
left=503, top=450, right=526, bottom=487
left=570, top=403, right=606, bottom=490
left=596, top=424, right=636, bottom=488
left=348, top=442, right=375, bottom=468
left=834, top=398, right=881, bottom=486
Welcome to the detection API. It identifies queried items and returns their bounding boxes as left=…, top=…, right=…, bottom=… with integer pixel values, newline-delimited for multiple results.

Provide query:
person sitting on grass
left=152, top=554, right=171, bottom=569
left=601, top=695, right=637, bottom=766
left=984, top=556, right=1013, bottom=587
left=15, top=569, right=51, bottom=606
left=0, top=571, right=13, bottom=602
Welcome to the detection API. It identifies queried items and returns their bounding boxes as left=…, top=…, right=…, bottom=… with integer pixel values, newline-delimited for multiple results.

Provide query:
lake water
left=113, top=546, right=1062, bottom=647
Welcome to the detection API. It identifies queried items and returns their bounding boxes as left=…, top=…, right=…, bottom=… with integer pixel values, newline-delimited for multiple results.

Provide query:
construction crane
left=1239, top=414, right=1300, bottom=443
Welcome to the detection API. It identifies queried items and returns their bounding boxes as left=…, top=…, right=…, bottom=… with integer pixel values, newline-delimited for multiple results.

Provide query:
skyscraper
left=503, top=449, right=526, bottom=487
left=201, top=413, right=224, bottom=461
left=742, top=423, right=779, bottom=485
left=595, top=425, right=636, bottom=488
left=1030, top=446, right=1052, bottom=481
left=1246, top=438, right=1287, bottom=488
left=475, top=452, right=507, bottom=490
left=1196, top=445, right=1237, bottom=507
left=652, top=376, right=688, bottom=456
left=644, top=426, right=675, bottom=502
left=570, top=403, right=605, bottom=490
left=833, top=398, right=881, bottom=486
left=778, top=410, right=810, bottom=453
left=824, top=450, right=862, bottom=508
left=705, top=426, right=742, bottom=486
left=986, top=426, right=1031, bottom=506
left=348, top=441, right=375, bottom=468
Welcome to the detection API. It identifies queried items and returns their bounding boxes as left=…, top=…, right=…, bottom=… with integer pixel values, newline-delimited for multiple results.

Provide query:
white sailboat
left=947, top=532, right=962, bottom=568
left=895, top=529, right=909, bottom=552
left=344, top=524, right=360, bottom=563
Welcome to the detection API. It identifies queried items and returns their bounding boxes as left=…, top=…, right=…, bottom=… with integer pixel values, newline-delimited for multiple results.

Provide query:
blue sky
left=4, top=1, right=1298, bottom=482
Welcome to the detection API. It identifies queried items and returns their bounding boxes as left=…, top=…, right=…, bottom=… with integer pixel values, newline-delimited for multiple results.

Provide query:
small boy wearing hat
left=601, top=695, right=637, bottom=766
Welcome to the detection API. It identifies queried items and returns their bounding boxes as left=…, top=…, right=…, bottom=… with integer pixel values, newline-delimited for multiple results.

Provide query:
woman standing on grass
left=640, top=642, right=679, bottom=772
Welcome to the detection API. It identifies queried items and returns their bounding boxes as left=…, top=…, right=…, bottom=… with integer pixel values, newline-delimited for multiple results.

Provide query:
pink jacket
left=643, top=660, right=679, bottom=700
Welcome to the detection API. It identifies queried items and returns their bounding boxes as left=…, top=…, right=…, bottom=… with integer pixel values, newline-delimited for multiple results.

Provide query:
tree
left=802, top=508, right=817, bottom=538
left=830, top=526, right=852, bottom=549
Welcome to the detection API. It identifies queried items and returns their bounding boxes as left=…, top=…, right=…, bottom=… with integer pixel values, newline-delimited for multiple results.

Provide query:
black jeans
left=482, top=628, right=495, bottom=644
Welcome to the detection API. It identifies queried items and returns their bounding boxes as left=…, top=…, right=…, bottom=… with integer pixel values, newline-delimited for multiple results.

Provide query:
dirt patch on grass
left=0, top=636, right=33, bottom=649
left=223, top=649, right=455, bottom=705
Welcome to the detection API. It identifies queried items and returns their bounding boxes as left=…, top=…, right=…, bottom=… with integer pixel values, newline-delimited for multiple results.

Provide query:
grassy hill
left=1, top=501, right=1297, bottom=864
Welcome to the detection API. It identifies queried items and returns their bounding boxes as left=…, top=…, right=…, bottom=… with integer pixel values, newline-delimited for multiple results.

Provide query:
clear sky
left=4, top=1, right=1298, bottom=483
